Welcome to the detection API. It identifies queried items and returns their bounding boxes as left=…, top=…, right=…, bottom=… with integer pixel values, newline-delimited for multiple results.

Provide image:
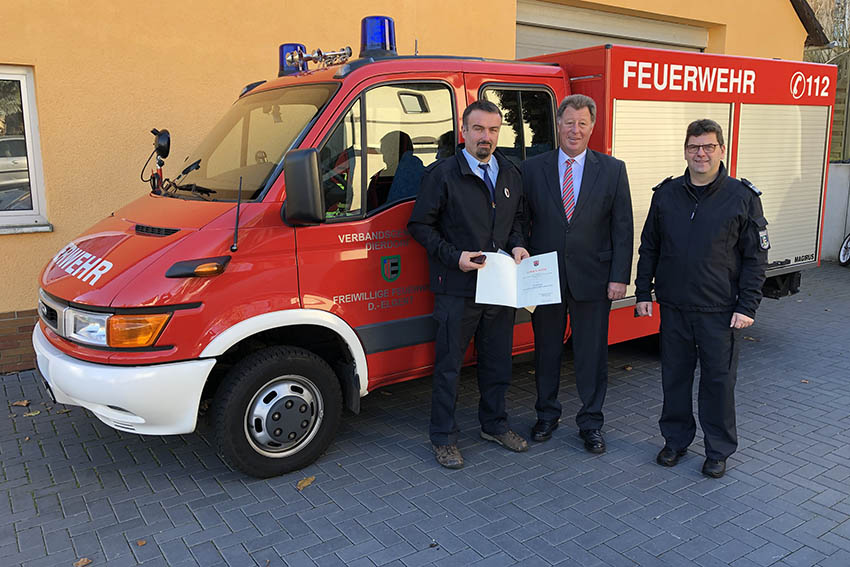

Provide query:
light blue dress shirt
left=557, top=148, right=587, bottom=206
left=462, top=147, right=499, bottom=191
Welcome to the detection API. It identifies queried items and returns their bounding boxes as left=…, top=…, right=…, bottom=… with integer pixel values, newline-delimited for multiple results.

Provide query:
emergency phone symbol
left=381, top=255, right=401, bottom=282
left=790, top=72, right=806, bottom=100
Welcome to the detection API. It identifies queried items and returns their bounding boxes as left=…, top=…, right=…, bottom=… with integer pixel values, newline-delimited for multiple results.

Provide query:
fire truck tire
left=213, top=346, right=342, bottom=478
left=840, top=232, right=850, bottom=266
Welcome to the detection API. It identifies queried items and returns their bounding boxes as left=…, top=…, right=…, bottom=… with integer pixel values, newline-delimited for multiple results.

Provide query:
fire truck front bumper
left=32, top=325, right=215, bottom=435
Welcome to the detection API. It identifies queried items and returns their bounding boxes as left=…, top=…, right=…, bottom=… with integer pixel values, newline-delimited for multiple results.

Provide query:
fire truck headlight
left=107, top=313, right=172, bottom=348
left=65, top=310, right=110, bottom=346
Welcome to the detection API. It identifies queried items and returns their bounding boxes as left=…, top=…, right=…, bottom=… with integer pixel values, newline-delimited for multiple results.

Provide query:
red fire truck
left=33, top=17, right=836, bottom=477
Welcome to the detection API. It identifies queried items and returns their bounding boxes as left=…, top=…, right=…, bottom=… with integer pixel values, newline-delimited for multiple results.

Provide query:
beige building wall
left=1, top=0, right=808, bottom=371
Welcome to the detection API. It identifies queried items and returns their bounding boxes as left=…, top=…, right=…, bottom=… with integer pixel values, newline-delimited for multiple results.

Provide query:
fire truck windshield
left=166, top=83, right=338, bottom=201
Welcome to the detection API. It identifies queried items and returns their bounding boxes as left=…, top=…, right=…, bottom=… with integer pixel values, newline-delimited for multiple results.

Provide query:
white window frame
left=0, top=65, right=49, bottom=232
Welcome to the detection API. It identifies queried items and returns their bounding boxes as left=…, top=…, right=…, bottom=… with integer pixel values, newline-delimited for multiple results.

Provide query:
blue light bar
left=279, top=43, right=308, bottom=76
left=359, top=16, right=397, bottom=59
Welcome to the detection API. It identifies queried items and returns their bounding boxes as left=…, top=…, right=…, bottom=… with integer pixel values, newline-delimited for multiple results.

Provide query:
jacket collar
left=684, top=162, right=729, bottom=198
left=454, top=146, right=516, bottom=179
left=573, top=149, right=600, bottom=220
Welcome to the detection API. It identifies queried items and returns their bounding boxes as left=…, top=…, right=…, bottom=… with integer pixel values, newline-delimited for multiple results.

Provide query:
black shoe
left=531, top=419, right=559, bottom=442
left=702, top=458, right=727, bottom=478
left=656, top=446, right=688, bottom=467
left=579, top=429, right=606, bottom=454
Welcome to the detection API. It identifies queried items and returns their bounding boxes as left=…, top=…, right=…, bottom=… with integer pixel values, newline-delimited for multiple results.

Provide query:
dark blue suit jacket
left=521, top=148, right=633, bottom=302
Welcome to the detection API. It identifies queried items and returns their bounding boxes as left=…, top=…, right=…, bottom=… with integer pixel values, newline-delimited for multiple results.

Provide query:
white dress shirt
left=462, top=147, right=499, bottom=190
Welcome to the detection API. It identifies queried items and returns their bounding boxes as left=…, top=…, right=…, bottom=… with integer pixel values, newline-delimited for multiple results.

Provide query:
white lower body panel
left=32, top=325, right=215, bottom=435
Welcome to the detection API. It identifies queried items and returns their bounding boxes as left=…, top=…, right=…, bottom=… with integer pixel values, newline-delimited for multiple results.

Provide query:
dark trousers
left=659, top=306, right=740, bottom=460
left=531, top=282, right=611, bottom=430
left=429, top=294, right=514, bottom=446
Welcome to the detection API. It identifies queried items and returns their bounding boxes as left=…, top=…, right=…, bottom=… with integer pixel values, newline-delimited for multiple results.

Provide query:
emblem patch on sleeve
left=759, top=228, right=770, bottom=250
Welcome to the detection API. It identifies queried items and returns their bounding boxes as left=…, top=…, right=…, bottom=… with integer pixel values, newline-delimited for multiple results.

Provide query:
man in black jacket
left=521, top=94, right=633, bottom=451
left=408, top=100, right=529, bottom=469
left=635, top=118, right=768, bottom=479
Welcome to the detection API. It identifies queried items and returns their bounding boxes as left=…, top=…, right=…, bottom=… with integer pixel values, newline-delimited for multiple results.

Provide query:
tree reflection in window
left=482, top=87, right=556, bottom=166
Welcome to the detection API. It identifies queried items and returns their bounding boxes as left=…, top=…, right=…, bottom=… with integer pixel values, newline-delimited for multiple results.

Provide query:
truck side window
left=481, top=87, right=556, bottom=166
left=364, top=83, right=455, bottom=212
left=319, top=99, right=363, bottom=218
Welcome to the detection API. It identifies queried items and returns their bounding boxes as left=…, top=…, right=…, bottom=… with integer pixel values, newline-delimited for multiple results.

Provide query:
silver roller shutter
left=516, top=0, right=708, bottom=59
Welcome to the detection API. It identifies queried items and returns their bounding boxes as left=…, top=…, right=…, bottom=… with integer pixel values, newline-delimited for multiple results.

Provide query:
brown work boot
left=432, top=444, right=464, bottom=469
left=480, top=429, right=529, bottom=452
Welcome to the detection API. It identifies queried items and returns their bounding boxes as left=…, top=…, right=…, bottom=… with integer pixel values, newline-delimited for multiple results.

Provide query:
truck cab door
left=294, top=76, right=462, bottom=389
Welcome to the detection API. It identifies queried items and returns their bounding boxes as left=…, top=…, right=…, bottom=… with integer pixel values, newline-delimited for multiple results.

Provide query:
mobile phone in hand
left=470, top=254, right=486, bottom=264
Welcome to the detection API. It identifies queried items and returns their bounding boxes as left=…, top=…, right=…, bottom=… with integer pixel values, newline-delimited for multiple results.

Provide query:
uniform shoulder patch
left=741, top=178, right=762, bottom=195
left=652, top=176, right=673, bottom=192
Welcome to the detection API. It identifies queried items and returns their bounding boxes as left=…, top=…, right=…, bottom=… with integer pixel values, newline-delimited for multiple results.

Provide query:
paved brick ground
left=2, top=263, right=850, bottom=567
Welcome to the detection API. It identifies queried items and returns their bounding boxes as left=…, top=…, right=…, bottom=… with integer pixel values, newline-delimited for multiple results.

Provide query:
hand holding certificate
left=474, top=251, right=561, bottom=308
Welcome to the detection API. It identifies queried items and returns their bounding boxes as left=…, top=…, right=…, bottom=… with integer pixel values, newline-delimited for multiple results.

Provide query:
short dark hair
left=462, top=100, right=502, bottom=127
left=557, top=94, right=596, bottom=122
left=685, top=119, right=725, bottom=147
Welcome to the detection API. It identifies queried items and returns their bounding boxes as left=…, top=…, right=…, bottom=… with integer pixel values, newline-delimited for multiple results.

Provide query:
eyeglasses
left=686, top=143, right=720, bottom=155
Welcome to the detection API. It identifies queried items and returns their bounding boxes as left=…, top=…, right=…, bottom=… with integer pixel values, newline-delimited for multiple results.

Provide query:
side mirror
left=283, top=149, right=325, bottom=225
left=152, top=129, right=170, bottom=159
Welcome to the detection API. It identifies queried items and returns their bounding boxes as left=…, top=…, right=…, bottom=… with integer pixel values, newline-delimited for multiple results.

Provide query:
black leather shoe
left=702, top=458, right=727, bottom=478
left=531, top=419, right=559, bottom=442
left=656, top=446, right=688, bottom=467
left=579, top=429, right=606, bottom=454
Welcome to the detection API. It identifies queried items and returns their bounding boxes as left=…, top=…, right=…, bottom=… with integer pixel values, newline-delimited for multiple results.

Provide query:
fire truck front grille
left=134, top=224, right=179, bottom=237
left=39, top=301, right=58, bottom=330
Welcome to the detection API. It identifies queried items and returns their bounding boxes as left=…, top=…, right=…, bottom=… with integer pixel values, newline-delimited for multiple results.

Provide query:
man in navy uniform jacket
left=635, top=118, right=768, bottom=479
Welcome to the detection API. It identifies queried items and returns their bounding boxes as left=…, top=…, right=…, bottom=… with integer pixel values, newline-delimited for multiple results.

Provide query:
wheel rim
left=841, top=235, right=850, bottom=264
left=243, top=375, right=324, bottom=458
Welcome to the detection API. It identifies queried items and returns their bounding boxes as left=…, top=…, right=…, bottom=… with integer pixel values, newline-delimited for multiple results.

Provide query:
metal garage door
left=516, top=0, right=708, bottom=59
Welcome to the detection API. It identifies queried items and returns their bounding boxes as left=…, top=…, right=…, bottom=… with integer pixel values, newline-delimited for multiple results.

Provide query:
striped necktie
left=562, top=158, right=576, bottom=221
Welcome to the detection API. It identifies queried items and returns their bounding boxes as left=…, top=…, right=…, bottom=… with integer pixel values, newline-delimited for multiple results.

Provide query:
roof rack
left=333, top=54, right=557, bottom=78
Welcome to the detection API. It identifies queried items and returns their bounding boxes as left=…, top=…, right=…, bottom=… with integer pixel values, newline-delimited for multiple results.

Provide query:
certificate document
left=474, top=251, right=561, bottom=308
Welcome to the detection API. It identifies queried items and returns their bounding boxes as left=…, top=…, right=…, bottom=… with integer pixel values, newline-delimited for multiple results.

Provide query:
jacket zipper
left=478, top=174, right=497, bottom=250
left=685, top=186, right=699, bottom=221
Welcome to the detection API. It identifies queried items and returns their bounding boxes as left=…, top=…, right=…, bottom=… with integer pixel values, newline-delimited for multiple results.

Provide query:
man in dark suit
left=521, top=94, right=633, bottom=452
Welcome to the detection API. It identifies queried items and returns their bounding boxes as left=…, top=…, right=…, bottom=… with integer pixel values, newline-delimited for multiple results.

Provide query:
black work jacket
left=408, top=148, right=525, bottom=297
left=635, top=164, right=768, bottom=318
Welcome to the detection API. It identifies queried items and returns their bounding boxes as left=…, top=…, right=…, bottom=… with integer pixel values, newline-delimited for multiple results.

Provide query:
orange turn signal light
left=107, top=313, right=171, bottom=348
left=193, top=262, right=226, bottom=277
left=165, top=255, right=231, bottom=278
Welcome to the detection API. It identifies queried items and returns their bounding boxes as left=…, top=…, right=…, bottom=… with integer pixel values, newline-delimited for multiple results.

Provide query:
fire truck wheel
left=213, top=346, right=342, bottom=478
